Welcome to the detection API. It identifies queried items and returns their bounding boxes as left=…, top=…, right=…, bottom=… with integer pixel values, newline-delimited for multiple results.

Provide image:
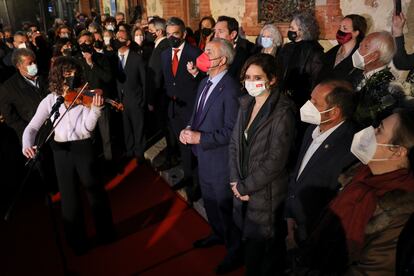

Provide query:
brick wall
left=315, top=0, right=342, bottom=39
left=242, top=0, right=342, bottom=39
left=79, top=0, right=91, bottom=15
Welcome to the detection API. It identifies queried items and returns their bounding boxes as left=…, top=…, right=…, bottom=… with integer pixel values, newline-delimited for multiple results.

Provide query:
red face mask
left=336, top=30, right=353, bottom=45
left=196, top=52, right=221, bottom=72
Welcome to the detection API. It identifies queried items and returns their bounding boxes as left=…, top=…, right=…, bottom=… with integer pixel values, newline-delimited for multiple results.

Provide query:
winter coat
left=229, top=88, right=296, bottom=240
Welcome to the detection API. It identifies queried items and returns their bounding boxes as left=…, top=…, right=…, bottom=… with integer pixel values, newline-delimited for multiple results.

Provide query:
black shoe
left=185, top=185, right=201, bottom=203
left=215, top=254, right=243, bottom=275
left=193, top=234, right=223, bottom=248
left=171, top=179, right=192, bottom=191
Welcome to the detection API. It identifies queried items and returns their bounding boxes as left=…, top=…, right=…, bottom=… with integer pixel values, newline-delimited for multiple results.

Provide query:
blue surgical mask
left=26, top=64, right=38, bottom=77
left=261, top=37, right=273, bottom=48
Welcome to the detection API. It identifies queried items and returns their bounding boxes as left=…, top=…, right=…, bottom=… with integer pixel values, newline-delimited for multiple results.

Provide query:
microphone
left=50, top=96, right=64, bottom=116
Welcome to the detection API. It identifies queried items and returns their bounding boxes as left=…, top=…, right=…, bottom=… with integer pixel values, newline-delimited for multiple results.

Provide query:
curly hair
left=292, top=12, right=320, bottom=41
left=49, top=56, right=82, bottom=95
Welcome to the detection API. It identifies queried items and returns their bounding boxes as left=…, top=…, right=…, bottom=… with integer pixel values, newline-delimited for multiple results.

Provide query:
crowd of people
left=1, top=8, right=414, bottom=276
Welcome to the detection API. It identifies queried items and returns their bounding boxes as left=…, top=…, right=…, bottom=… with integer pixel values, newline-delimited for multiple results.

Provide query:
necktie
left=172, top=48, right=180, bottom=76
left=193, top=80, right=213, bottom=128
left=119, top=54, right=125, bottom=70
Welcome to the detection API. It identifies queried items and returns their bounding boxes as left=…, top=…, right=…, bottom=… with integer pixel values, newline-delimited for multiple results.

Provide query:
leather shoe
left=193, top=234, right=223, bottom=248
left=171, top=179, right=192, bottom=191
left=215, top=254, right=243, bottom=275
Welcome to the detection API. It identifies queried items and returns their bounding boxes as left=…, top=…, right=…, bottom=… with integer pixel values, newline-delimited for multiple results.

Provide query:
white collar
left=311, top=121, right=345, bottom=142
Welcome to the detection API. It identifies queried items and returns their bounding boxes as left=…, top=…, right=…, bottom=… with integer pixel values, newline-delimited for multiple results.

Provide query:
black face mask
left=287, top=31, right=298, bottom=42
left=112, top=39, right=128, bottom=51
left=201, top=28, right=212, bottom=37
left=94, top=40, right=104, bottom=49
left=79, top=43, right=94, bottom=53
left=168, top=36, right=182, bottom=48
left=62, top=48, right=72, bottom=56
left=145, top=31, right=156, bottom=43
left=64, top=75, right=81, bottom=90
left=6, top=37, right=13, bottom=43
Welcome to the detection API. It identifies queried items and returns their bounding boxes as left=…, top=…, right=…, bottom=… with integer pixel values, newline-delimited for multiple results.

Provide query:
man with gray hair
left=180, top=38, right=242, bottom=274
left=349, top=31, right=399, bottom=127
left=350, top=31, right=396, bottom=87
left=0, top=48, right=47, bottom=141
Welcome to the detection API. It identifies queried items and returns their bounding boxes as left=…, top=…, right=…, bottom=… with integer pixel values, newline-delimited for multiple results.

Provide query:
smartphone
left=395, top=0, right=402, bottom=15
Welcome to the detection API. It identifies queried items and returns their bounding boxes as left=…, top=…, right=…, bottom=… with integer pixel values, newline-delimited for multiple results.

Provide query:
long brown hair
left=48, top=56, right=82, bottom=95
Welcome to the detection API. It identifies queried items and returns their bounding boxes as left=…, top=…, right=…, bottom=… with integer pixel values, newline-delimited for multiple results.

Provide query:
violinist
left=22, top=56, right=115, bottom=255
left=76, top=30, right=113, bottom=161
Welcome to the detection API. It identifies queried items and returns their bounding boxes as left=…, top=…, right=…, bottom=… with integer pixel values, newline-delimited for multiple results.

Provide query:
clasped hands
left=231, top=182, right=249, bottom=201
left=179, top=128, right=201, bottom=145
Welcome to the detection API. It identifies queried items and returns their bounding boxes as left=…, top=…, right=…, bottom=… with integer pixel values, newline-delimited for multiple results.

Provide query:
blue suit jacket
left=285, top=121, right=358, bottom=241
left=161, top=42, right=203, bottom=119
left=189, top=72, right=241, bottom=185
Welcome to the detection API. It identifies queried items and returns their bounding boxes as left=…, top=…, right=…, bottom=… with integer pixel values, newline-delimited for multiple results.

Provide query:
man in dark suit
left=146, top=17, right=177, bottom=170
left=214, top=16, right=250, bottom=80
left=0, top=48, right=56, bottom=193
left=161, top=17, right=203, bottom=188
left=0, top=48, right=48, bottom=142
left=180, top=38, right=241, bottom=274
left=115, top=29, right=147, bottom=162
left=285, top=79, right=358, bottom=248
left=76, top=31, right=113, bottom=160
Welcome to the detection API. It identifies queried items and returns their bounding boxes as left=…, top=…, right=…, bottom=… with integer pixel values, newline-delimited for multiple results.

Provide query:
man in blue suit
left=285, top=79, right=358, bottom=249
left=161, top=17, right=203, bottom=189
left=180, top=38, right=241, bottom=274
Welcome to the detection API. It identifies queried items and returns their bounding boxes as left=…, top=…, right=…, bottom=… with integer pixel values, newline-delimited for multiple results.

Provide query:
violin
left=64, top=88, right=124, bottom=111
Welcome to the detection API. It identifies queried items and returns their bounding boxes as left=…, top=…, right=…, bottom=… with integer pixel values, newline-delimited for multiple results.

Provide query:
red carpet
left=0, top=161, right=244, bottom=275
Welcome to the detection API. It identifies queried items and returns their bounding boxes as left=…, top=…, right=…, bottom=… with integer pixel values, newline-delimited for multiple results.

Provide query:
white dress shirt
left=118, top=48, right=130, bottom=68
left=22, top=93, right=102, bottom=151
left=155, top=36, right=166, bottom=48
left=297, top=121, right=344, bottom=179
left=196, top=70, right=228, bottom=110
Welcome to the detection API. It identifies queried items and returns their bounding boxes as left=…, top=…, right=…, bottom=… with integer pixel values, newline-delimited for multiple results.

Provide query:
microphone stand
left=4, top=83, right=89, bottom=276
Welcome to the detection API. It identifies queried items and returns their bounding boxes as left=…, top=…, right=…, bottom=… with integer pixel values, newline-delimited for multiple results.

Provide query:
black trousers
left=97, top=107, right=112, bottom=160
left=168, top=105, right=193, bottom=180
left=200, top=177, right=241, bottom=257
left=52, top=139, right=114, bottom=250
left=244, top=237, right=286, bottom=276
left=122, top=104, right=145, bottom=159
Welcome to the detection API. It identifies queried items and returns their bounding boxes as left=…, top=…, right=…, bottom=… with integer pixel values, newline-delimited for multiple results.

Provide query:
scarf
left=329, top=165, right=414, bottom=256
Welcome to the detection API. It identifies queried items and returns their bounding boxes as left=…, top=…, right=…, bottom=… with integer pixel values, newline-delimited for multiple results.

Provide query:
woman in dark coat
left=229, top=53, right=296, bottom=275
left=276, top=11, right=323, bottom=109
left=318, top=14, right=367, bottom=82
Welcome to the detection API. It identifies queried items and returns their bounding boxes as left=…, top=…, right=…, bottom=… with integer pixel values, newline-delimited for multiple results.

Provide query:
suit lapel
left=124, top=51, right=132, bottom=70
left=195, top=78, right=224, bottom=128
left=296, top=123, right=348, bottom=182
left=293, top=127, right=314, bottom=178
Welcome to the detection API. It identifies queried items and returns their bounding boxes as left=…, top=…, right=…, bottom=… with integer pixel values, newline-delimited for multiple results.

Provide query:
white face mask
left=26, top=63, right=38, bottom=77
left=18, top=43, right=27, bottom=49
left=350, top=126, right=398, bottom=165
left=245, top=80, right=267, bottom=97
left=103, top=37, right=111, bottom=45
left=60, top=33, right=69, bottom=39
left=261, top=37, right=273, bottom=48
left=300, top=100, right=335, bottom=125
left=352, top=49, right=371, bottom=70
left=134, top=35, right=144, bottom=45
